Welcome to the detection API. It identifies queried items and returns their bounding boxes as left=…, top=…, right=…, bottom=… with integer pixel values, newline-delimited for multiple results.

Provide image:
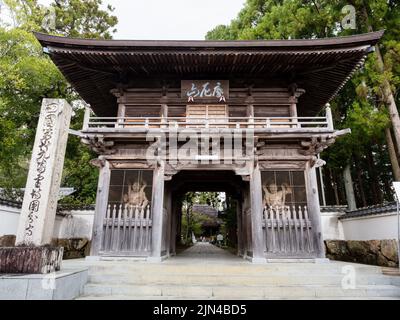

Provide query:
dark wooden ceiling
left=35, top=31, right=384, bottom=117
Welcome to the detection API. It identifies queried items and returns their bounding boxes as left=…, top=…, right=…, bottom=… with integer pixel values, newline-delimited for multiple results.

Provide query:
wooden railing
left=262, top=206, right=314, bottom=254
left=101, top=204, right=152, bottom=255
left=83, top=114, right=334, bottom=131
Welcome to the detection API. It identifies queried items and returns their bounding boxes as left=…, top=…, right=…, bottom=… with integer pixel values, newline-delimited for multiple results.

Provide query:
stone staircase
left=74, top=260, right=400, bottom=300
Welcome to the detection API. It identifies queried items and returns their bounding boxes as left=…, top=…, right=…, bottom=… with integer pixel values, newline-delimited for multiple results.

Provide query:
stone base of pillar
left=0, top=246, right=63, bottom=274
left=85, top=255, right=101, bottom=262
left=147, top=255, right=168, bottom=263
left=247, top=257, right=267, bottom=264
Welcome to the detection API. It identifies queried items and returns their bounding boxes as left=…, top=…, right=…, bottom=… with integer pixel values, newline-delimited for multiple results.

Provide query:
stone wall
left=0, top=235, right=91, bottom=260
left=325, top=239, right=399, bottom=267
left=0, top=235, right=16, bottom=247
left=51, top=238, right=91, bottom=259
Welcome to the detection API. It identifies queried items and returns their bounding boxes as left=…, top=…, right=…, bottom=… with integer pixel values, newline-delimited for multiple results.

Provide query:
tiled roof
left=0, top=198, right=95, bottom=213
left=35, top=31, right=384, bottom=117
left=339, top=202, right=397, bottom=220
left=192, top=204, right=219, bottom=217
left=0, top=198, right=22, bottom=209
left=320, top=205, right=347, bottom=213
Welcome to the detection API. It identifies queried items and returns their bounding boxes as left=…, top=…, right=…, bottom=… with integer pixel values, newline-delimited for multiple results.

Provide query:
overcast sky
left=37, top=0, right=245, bottom=40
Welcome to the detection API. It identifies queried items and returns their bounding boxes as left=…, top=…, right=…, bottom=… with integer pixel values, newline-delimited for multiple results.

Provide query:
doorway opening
left=167, top=170, right=245, bottom=258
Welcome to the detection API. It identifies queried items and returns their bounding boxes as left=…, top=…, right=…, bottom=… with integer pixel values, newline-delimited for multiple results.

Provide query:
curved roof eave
left=35, top=30, right=384, bottom=51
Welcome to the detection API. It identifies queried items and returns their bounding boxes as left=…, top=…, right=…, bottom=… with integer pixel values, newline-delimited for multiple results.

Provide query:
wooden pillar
left=170, top=197, right=178, bottom=255
left=116, top=103, right=126, bottom=128
left=289, top=96, right=299, bottom=128
left=160, top=97, right=168, bottom=128
left=161, top=104, right=168, bottom=118
left=177, top=198, right=182, bottom=246
left=236, top=198, right=244, bottom=256
left=82, top=105, right=91, bottom=130
left=289, top=97, right=298, bottom=117
left=246, top=97, right=254, bottom=128
left=326, top=104, right=334, bottom=130
left=249, top=164, right=267, bottom=263
left=89, top=158, right=111, bottom=257
left=305, top=162, right=325, bottom=258
left=149, top=162, right=165, bottom=262
left=164, top=184, right=172, bottom=257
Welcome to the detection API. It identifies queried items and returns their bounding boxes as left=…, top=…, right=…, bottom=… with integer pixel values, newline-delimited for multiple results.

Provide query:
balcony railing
left=83, top=108, right=334, bottom=132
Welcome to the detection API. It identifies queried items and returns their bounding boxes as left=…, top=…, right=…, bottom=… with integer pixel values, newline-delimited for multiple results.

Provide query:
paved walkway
left=167, top=242, right=245, bottom=264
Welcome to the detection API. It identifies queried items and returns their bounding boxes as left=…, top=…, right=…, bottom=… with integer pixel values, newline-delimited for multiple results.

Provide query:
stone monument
left=0, top=99, right=72, bottom=274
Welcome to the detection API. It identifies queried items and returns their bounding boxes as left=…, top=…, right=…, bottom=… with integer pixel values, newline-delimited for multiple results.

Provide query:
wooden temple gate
left=34, top=31, right=383, bottom=262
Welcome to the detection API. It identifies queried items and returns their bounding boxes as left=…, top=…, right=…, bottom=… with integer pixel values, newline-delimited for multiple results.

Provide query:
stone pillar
left=149, top=162, right=165, bottom=262
left=89, top=158, right=111, bottom=257
left=16, top=99, right=72, bottom=246
left=249, top=164, right=267, bottom=263
left=305, top=162, right=325, bottom=258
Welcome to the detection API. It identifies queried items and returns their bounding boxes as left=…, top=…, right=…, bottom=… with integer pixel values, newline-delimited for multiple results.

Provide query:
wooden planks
left=263, top=205, right=314, bottom=255
left=101, top=204, right=152, bottom=255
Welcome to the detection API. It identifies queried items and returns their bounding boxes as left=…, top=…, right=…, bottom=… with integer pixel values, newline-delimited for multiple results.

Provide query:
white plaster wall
left=320, top=211, right=345, bottom=240
left=341, top=213, right=399, bottom=240
left=53, top=210, right=94, bottom=239
left=0, top=205, right=94, bottom=239
left=1, top=203, right=397, bottom=242
left=0, top=205, right=20, bottom=236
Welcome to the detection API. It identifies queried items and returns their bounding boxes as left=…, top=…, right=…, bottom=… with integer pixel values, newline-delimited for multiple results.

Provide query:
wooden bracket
left=299, top=135, right=336, bottom=156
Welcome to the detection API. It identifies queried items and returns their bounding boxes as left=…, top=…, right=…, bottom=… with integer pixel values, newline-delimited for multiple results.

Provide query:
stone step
left=87, top=273, right=400, bottom=286
left=82, top=283, right=400, bottom=299
left=86, top=263, right=383, bottom=276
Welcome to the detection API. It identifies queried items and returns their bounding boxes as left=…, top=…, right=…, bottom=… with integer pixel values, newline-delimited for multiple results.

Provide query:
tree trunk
left=386, top=126, right=400, bottom=180
left=361, top=5, right=400, bottom=162
left=343, top=164, right=357, bottom=210
left=185, top=202, right=190, bottom=244
left=366, top=147, right=382, bottom=204
left=377, top=50, right=400, bottom=159
left=353, top=154, right=367, bottom=207
left=329, top=168, right=340, bottom=205
left=323, top=168, right=334, bottom=205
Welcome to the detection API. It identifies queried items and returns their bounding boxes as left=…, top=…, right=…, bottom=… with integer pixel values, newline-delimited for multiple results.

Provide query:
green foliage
left=0, top=1, right=118, bottom=203
left=0, top=28, right=68, bottom=197
left=190, top=192, right=224, bottom=209
left=3, top=0, right=118, bottom=38
left=180, top=192, right=225, bottom=243
left=51, top=0, right=118, bottom=39
left=206, top=0, right=400, bottom=205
